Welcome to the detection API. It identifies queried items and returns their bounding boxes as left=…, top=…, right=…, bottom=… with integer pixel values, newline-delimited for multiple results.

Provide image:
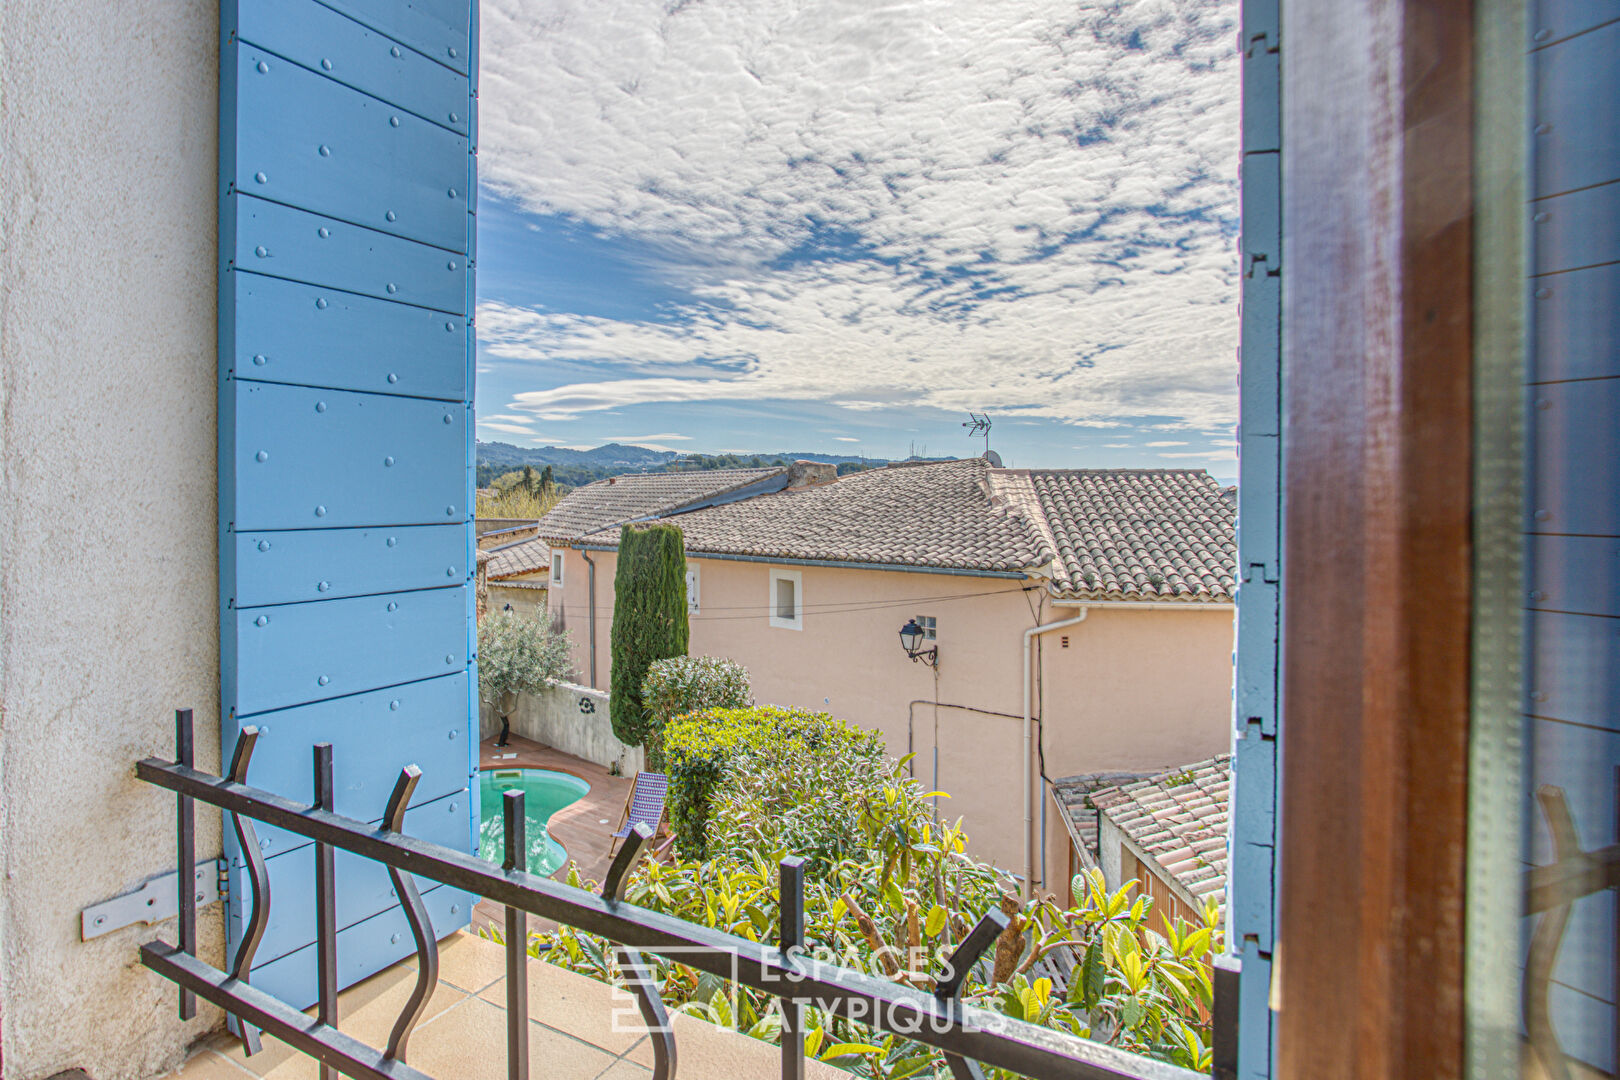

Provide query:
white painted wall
left=1098, top=817, right=1126, bottom=894
left=480, top=682, right=645, bottom=775
left=0, top=2, right=223, bottom=1077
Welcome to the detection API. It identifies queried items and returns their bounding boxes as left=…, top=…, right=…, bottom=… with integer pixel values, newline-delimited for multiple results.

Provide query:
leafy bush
left=662, top=705, right=884, bottom=860
left=609, top=523, right=689, bottom=750
left=640, top=656, right=751, bottom=767
left=477, top=610, right=573, bottom=704
left=526, top=751, right=1222, bottom=1077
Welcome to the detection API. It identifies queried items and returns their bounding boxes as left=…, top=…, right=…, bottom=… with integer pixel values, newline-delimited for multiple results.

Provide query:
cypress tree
left=610, top=523, right=689, bottom=755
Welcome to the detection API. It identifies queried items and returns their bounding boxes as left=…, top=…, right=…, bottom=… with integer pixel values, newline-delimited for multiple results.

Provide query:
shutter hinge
left=80, top=858, right=226, bottom=940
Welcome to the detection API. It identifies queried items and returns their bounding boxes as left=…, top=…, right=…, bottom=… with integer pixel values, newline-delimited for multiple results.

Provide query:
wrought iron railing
left=139, top=710, right=1224, bottom=1080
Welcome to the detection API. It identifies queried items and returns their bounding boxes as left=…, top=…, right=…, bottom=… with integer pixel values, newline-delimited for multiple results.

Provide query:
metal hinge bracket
left=80, top=859, right=224, bottom=940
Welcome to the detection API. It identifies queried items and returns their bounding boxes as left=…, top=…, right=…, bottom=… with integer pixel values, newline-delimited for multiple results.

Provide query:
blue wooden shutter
left=1520, top=8, right=1620, bottom=1070
left=219, top=0, right=478, bottom=1008
left=1230, top=0, right=1281, bottom=1073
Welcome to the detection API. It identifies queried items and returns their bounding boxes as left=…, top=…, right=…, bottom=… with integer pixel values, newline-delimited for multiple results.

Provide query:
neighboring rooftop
left=536, top=467, right=786, bottom=542
left=1088, top=755, right=1231, bottom=914
left=1012, top=469, right=1236, bottom=602
left=651, top=457, right=1050, bottom=574
left=540, top=458, right=1236, bottom=597
left=1050, top=770, right=1157, bottom=865
left=485, top=535, right=551, bottom=580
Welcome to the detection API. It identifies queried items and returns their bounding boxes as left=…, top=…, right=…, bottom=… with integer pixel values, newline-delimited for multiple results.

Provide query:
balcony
left=164, top=931, right=845, bottom=1080
left=137, top=712, right=1223, bottom=1080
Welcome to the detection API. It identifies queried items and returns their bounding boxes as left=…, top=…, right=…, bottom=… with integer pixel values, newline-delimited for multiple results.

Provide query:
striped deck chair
left=608, top=771, right=669, bottom=855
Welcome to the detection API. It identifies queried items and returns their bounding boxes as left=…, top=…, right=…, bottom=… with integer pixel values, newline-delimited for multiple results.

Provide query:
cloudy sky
left=474, top=0, right=1240, bottom=476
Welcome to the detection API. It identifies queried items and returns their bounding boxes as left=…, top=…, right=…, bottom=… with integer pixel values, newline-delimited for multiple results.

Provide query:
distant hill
left=475, top=441, right=924, bottom=488
left=477, top=441, right=675, bottom=472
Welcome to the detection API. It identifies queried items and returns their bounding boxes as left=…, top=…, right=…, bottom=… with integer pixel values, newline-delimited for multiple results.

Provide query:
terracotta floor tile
left=163, top=1048, right=256, bottom=1078
left=475, top=952, right=655, bottom=1059
left=412, top=926, right=509, bottom=995
left=591, top=1058, right=654, bottom=1080
left=667, top=1012, right=847, bottom=1080
left=410, top=995, right=619, bottom=1080
left=213, top=959, right=467, bottom=1079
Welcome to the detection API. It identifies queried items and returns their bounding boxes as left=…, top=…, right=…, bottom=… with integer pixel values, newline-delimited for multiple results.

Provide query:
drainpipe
left=582, top=549, right=598, bottom=689
left=1022, top=608, right=1088, bottom=898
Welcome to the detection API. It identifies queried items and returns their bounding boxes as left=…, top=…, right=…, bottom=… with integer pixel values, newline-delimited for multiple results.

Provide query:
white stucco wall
left=1, top=2, right=223, bottom=1077
left=480, top=682, right=645, bottom=775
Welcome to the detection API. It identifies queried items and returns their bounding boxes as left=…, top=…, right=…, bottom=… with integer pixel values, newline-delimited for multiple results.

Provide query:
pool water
left=478, top=768, right=591, bottom=877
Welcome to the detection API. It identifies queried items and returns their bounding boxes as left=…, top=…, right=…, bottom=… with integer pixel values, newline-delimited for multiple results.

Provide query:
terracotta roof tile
left=1008, top=469, right=1237, bottom=602
left=1049, top=771, right=1154, bottom=861
left=1087, top=755, right=1231, bottom=916
left=485, top=535, right=552, bottom=580
left=536, top=468, right=785, bottom=542
left=652, top=458, right=1049, bottom=574
left=540, top=460, right=1235, bottom=599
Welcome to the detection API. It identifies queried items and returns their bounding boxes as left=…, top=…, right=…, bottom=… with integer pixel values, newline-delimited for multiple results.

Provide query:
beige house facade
left=540, top=459, right=1236, bottom=896
left=484, top=533, right=553, bottom=620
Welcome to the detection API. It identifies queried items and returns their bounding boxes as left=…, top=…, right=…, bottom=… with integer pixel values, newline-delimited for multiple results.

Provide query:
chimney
left=784, top=460, right=837, bottom=488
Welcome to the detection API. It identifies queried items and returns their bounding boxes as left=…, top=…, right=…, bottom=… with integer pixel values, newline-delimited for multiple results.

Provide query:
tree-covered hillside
left=475, top=441, right=902, bottom=488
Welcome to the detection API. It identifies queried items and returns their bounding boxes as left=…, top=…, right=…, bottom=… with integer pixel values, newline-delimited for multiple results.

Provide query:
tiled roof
left=652, top=458, right=1051, bottom=574
left=486, top=536, right=551, bottom=580
left=1010, top=470, right=1236, bottom=602
left=543, top=460, right=1235, bottom=599
left=1050, top=771, right=1156, bottom=863
left=1090, top=755, right=1231, bottom=913
left=536, top=468, right=785, bottom=542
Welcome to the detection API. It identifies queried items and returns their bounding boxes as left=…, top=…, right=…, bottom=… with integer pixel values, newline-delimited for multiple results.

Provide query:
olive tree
left=478, top=610, right=573, bottom=746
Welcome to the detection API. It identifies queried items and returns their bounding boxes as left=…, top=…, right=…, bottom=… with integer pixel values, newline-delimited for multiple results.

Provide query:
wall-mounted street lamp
left=898, top=618, right=938, bottom=667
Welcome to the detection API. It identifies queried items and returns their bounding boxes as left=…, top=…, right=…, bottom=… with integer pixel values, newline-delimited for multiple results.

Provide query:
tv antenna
left=963, top=412, right=992, bottom=457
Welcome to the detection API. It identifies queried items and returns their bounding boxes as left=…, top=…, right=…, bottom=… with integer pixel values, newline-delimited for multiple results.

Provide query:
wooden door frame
left=1275, top=0, right=1475, bottom=1076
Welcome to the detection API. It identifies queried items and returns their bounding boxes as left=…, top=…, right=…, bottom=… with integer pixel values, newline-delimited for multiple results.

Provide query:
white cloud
left=479, top=0, right=1239, bottom=431
left=477, top=420, right=543, bottom=436
left=833, top=436, right=860, bottom=442
left=605, top=432, right=692, bottom=442
left=1158, top=449, right=1235, bottom=459
left=1144, top=440, right=1189, bottom=447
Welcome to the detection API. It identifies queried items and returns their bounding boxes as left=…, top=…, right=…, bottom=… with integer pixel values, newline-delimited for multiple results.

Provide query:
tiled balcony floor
left=166, top=930, right=842, bottom=1080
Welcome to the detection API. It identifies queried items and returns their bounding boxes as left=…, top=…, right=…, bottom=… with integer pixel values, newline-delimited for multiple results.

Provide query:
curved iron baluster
left=932, top=906, right=1011, bottom=1080
left=382, top=766, right=439, bottom=1064
left=601, top=823, right=675, bottom=1080
left=1525, top=786, right=1579, bottom=1080
left=226, top=727, right=268, bottom=1057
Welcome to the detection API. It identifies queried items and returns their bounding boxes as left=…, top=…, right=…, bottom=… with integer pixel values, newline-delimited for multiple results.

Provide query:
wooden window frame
left=1275, top=0, right=1475, bottom=1076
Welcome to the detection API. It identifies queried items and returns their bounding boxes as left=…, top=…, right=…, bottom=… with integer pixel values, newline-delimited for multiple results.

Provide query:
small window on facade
left=914, top=615, right=936, bottom=640
left=551, top=551, right=564, bottom=585
left=686, top=565, right=700, bottom=615
left=769, top=568, right=802, bottom=630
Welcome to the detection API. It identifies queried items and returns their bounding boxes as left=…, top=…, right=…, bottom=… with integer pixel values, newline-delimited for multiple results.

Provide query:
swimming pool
left=478, top=768, right=590, bottom=877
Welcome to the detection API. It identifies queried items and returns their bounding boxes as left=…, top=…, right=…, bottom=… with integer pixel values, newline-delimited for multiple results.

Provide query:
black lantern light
left=898, top=618, right=938, bottom=666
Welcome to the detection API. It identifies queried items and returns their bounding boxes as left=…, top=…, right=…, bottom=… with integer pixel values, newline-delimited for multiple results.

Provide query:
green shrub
left=640, top=656, right=751, bottom=766
left=663, top=705, right=884, bottom=859
left=609, top=523, right=689, bottom=749
left=526, top=752, right=1223, bottom=1077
